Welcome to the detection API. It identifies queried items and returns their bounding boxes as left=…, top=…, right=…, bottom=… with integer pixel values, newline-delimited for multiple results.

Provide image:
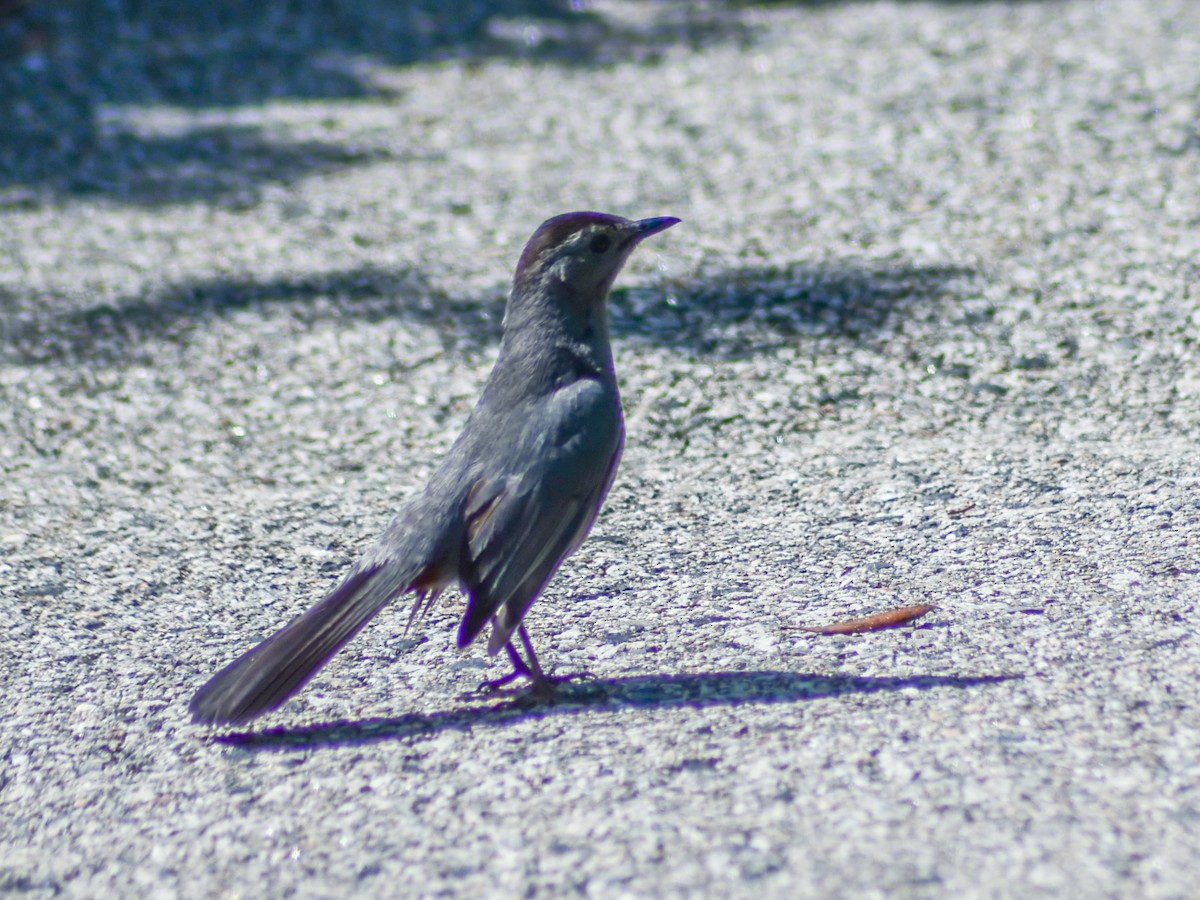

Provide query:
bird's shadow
left=214, top=669, right=1019, bottom=752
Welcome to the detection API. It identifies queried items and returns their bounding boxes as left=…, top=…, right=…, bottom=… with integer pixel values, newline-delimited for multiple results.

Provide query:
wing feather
left=456, top=378, right=622, bottom=652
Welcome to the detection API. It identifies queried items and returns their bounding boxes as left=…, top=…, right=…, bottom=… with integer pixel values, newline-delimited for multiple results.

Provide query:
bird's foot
left=470, top=632, right=600, bottom=701
left=472, top=669, right=529, bottom=694
left=521, top=670, right=601, bottom=703
left=468, top=639, right=536, bottom=695
left=471, top=668, right=592, bottom=697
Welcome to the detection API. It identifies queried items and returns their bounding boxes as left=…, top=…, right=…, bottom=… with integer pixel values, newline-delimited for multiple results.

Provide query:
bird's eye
left=588, top=234, right=611, bottom=254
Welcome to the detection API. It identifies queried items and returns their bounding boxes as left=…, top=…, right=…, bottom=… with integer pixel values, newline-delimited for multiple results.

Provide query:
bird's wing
left=456, top=377, right=623, bottom=653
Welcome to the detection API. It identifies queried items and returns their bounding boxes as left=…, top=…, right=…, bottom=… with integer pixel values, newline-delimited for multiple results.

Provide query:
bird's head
left=511, top=212, right=680, bottom=311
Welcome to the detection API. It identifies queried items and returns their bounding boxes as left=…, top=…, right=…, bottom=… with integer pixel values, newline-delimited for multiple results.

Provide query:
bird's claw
left=470, top=670, right=528, bottom=695
left=468, top=668, right=598, bottom=701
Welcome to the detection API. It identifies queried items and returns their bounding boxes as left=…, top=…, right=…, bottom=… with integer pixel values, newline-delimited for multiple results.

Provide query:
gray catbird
left=189, top=211, right=679, bottom=724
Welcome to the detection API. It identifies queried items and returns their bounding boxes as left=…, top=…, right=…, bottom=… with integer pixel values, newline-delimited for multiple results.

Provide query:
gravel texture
left=2, top=0, right=1198, bottom=896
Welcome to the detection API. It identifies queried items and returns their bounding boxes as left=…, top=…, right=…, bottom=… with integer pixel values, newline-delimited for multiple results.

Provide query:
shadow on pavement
left=18, top=125, right=398, bottom=206
left=0, top=0, right=754, bottom=200
left=0, top=1, right=1055, bottom=202
left=612, top=260, right=975, bottom=356
left=1, top=259, right=976, bottom=366
left=212, top=670, right=1019, bottom=751
left=0, top=265, right=456, bottom=366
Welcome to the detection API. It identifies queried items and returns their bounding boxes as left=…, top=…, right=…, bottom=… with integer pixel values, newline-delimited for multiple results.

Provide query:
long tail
left=189, top=562, right=414, bottom=725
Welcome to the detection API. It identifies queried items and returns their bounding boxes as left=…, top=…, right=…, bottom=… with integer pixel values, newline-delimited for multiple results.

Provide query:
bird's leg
left=517, top=624, right=547, bottom=681
left=474, top=626, right=596, bottom=697
left=517, top=625, right=595, bottom=697
left=474, top=641, right=533, bottom=693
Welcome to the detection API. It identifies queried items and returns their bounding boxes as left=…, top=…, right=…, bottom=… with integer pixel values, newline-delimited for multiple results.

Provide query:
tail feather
left=189, top=563, right=410, bottom=725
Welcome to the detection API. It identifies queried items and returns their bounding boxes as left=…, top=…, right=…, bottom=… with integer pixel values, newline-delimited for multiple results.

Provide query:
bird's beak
left=632, top=216, right=681, bottom=240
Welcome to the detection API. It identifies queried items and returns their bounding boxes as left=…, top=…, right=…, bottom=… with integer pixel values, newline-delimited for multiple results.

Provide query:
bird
left=189, top=211, right=680, bottom=725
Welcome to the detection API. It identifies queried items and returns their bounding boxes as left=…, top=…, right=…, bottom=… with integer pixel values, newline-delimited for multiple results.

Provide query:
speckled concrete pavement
left=2, top=1, right=1198, bottom=896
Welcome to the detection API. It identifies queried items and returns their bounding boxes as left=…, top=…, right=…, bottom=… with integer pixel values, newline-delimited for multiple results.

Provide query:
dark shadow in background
left=0, top=259, right=976, bottom=366
left=0, top=266, right=491, bottom=366
left=610, top=260, right=974, bottom=356
left=0, top=2, right=974, bottom=364
left=212, top=670, right=1019, bottom=751
left=0, top=0, right=1061, bottom=202
left=16, top=125, right=399, bottom=206
left=0, top=0, right=755, bottom=200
